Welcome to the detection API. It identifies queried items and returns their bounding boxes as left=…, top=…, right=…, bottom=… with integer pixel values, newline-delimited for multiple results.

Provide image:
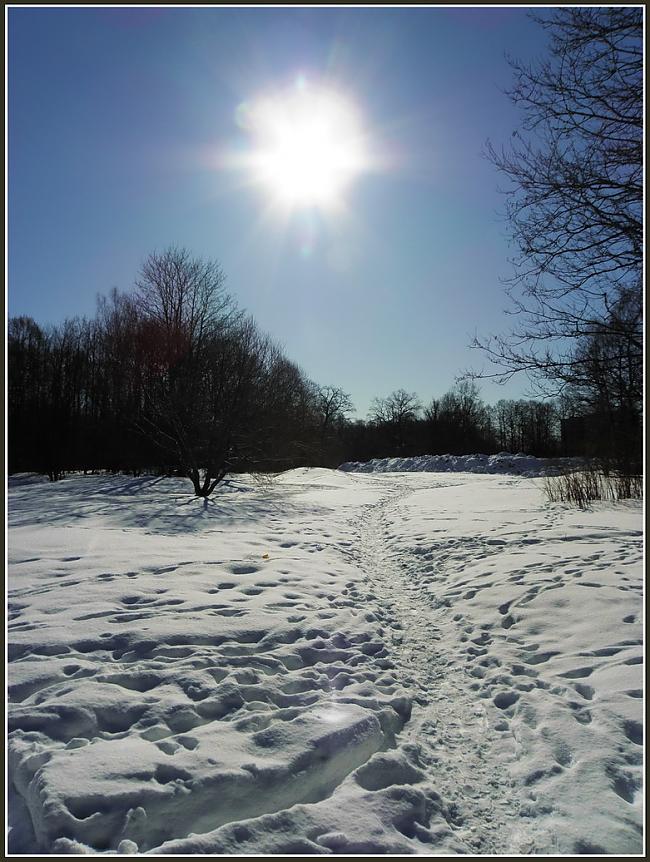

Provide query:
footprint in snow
left=229, top=565, right=259, bottom=575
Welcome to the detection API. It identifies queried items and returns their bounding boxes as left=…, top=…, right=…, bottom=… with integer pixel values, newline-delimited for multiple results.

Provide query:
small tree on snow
left=133, top=247, right=259, bottom=497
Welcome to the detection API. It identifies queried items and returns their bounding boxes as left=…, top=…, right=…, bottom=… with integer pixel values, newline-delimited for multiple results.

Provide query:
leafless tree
left=8, top=249, right=357, bottom=483
left=437, top=381, right=488, bottom=435
left=492, top=398, right=559, bottom=456
left=316, top=385, right=354, bottom=437
left=473, top=8, right=642, bottom=396
left=250, top=353, right=320, bottom=469
left=370, top=389, right=421, bottom=425
left=132, top=248, right=261, bottom=496
left=424, top=381, right=495, bottom=454
left=369, top=389, right=421, bottom=452
left=135, top=247, right=237, bottom=351
left=560, top=285, right=642, bottom=472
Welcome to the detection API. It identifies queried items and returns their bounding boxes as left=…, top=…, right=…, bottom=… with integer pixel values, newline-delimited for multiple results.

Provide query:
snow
left=7, top=468, right=644, bottom=855
left=339, top=452, right=579, bottom=477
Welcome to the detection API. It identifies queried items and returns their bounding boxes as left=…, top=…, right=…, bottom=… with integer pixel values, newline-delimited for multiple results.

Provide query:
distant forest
left=8, top=249, right=641, bottom=495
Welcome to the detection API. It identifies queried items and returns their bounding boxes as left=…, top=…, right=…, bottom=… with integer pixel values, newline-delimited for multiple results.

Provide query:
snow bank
left=339, top=451, right=578, bottom=477
left=7, top=472, right=51, bottom=487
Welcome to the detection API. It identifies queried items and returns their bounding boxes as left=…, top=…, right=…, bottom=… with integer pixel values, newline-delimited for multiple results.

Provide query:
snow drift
left=339, top=451, right=578, bottom=477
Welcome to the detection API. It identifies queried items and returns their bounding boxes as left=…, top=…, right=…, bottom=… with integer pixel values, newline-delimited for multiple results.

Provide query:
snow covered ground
left=7, top=466, right=644, bottom=855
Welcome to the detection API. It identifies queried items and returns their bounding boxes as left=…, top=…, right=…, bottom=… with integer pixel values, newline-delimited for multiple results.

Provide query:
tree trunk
left=188, top=466, right=228, bottom=498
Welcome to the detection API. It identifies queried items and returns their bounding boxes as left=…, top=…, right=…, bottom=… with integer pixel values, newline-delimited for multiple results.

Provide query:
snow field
left=8, top=472, right=429, bottom=854
left=7, top=467, right=644, bottom=854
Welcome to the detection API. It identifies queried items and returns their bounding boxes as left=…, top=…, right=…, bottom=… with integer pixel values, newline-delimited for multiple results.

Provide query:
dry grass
left=544, top=466, right=643, bottom=508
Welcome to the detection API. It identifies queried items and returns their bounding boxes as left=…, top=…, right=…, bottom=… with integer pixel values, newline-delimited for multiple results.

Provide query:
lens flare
left=239, top=80, right=370, bottom=210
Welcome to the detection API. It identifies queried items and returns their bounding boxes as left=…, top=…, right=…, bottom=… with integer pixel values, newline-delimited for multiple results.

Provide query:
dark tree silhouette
left=132, top=248, right=282, bottom=496
left=369, top=389, right=422, bottom=453
left=425, top=381, right=495, bottom=454
left=559, top=286, right=642, bottom=473
left=314, top=385, right=354, bottom=460
left=7, top=248, right=340, bottom=493
left=316, top=386, right=354, bottom=435
left=474, top=8, right=642, bottom=396
left=492, top=398, right=559, bottom=457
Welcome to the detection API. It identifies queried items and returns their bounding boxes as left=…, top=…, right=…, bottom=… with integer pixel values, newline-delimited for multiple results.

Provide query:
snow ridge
left=339, top=452, right=578, bottom=477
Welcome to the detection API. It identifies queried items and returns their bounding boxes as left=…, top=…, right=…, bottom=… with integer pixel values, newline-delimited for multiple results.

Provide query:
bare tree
left=251, top=353, right=320, bottom=469
left=370, top=389, right=421, bottom=425
left=135, top=247, right=236, bottom=351
left=369, top=389, right=421, bottom=453
left=438, top=381, right=488, bottom=436
left=424, top=382, right=495, bottom=454
left=492, top=398, right=559, bottom=456
left=133, top=248, right=252, bottom=496
left=473, top=8, right=642, bottom=396
left=316, top=385, right=354, bottom=438
left=561, top=286, right=642, bottom=472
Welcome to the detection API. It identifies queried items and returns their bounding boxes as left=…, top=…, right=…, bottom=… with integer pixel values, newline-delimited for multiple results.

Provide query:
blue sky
left=8, top=7, right=551, bottom=417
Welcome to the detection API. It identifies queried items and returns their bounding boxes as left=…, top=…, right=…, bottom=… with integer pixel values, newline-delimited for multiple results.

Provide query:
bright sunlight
left=239, top=79, right=369, bottom=209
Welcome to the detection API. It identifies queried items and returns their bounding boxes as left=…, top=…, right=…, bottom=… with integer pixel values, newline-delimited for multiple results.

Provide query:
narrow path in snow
left=351, top=480, right=530, bottom=854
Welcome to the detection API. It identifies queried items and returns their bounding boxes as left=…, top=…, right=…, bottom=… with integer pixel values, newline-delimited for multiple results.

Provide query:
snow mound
left=339, top=452, right=577, bottom=477
left=7, top=472, right=51, bottom=487
left=275, top=467, right=356, bottom=487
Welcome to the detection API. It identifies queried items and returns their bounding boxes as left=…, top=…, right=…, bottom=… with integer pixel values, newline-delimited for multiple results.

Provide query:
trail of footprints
left=350, top=491, right=530, bottom=855
left=347, top=489, right=644, bottom=853
left=389, top=521, right=643, bottom=825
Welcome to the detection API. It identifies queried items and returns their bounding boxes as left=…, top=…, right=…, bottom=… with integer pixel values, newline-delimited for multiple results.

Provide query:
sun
left=240, top=80, right=369, bottom=209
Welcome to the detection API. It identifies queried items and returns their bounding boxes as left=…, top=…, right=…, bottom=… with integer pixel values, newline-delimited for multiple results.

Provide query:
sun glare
left=239, top=81, right=369, bottom=209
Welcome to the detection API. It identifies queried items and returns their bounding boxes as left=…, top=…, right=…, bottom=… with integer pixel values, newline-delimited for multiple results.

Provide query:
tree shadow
left=7, top=473, right=330, bottom=537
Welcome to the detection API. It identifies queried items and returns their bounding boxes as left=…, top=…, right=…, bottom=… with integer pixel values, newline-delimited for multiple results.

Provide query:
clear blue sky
left=8, top=6, right=551, bottom=418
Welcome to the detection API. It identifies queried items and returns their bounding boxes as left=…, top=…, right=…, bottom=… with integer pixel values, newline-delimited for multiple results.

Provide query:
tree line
left=8, top=248, right=355, bottom=494
left=341, top=382, right=639, bottom=473
left=11, top=247, right=632, bottom=499
left=341, top=384, right=577, bottom=465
